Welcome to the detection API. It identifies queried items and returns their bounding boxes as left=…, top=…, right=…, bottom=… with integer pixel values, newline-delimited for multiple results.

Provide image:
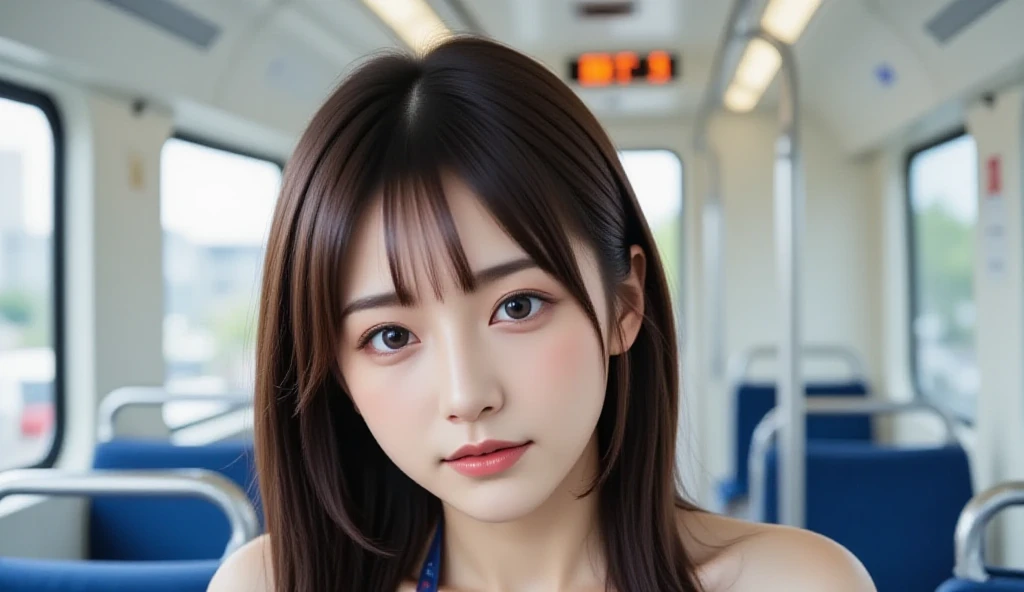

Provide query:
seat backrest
left=0, top=558, right=218, bottom=592
left=764, top=441, right=973, bottom=592
left=731, top=381, right=872, bottom=496
left=90, top=438, right=260, bottom=561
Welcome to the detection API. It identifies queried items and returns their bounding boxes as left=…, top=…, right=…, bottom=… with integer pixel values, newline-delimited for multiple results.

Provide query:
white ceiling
left=467, top=0, right=726, bottom=51
left=0, top=0, right=1022, bottom=156
left=798, top=0, right=1024, bottom=153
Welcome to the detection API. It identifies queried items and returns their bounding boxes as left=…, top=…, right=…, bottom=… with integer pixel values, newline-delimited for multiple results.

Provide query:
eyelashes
left=491, top=291, right=549, bottom=324
left=356, top=290, right=554, bottom=356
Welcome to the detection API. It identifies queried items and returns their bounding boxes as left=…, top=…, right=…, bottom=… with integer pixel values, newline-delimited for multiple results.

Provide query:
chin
left=438, top=465, right=566, bottom=523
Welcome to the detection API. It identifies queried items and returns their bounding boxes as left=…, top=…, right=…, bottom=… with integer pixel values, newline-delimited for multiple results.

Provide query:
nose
left=436, top=324, right=503, bottom=423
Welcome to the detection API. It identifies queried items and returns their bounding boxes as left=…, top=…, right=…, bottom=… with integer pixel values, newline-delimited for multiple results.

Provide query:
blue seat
left=762, top=441, right=973, bottom=592
left=937, top=569, right=1024, bottom=591
left=717, top=381, right=873, bottom=507
left=0, top=557, right=218, bottom=592
left=90, top=439, right=261, bottom=561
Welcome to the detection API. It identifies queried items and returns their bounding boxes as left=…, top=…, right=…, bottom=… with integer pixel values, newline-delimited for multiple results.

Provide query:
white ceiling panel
left=464, top=0, right=725, bottom=52
left=797, top=0, right=1024, bottom=153
left=298, top=0, right=401, bottom=52
left=3, top=0, right=1022, bottom=153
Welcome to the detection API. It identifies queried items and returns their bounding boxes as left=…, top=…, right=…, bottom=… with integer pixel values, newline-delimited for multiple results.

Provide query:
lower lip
left=445, top=443, right=531, bottom=477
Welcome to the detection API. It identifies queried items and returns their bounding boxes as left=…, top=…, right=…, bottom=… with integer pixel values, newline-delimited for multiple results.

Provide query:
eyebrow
left=340, top=257, right=538, bottom=319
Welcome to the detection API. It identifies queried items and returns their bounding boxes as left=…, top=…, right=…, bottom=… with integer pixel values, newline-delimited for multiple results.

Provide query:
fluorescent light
left=362, top=0, right=451, bottom=51
left=724, top=83, right=760, bottom=113
left=734, top=38, right=781, bottom=94
left=761, top=0, right=822, bottom=44
left=721, top=0, right=821, bottom=112
left=722, top=38, right=780, bottom=112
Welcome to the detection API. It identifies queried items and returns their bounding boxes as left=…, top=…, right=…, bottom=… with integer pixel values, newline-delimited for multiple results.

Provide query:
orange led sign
left=570, top=50, right=677, bottom=86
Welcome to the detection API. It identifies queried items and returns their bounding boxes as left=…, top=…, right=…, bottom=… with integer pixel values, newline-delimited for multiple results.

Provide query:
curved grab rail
left=953, top=481, right=1024, bottom=581
left=729, top=344, right=867, bottom=385
left=98, top=386, right=252, bottom=442
left=693, top=0, right=761, bottom=141
left=0, top=468, right=260, bottom=561
left=747, top=397, right=961, bottom=522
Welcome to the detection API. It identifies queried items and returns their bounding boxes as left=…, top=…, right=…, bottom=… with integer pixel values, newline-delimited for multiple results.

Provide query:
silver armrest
left=98, top=386, right=252, bottom=441
left=0, top=468, right=260, bottom=560
left=954, top=481, right=1024, bottom=581
left=729, top=344, right=867, bottom=385
left=747, top=397, right=961, bottom=522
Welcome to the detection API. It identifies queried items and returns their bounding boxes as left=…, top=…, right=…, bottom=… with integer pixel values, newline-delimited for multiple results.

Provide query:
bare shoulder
left=678, top=510, right=876, bottom=592
left=207, top=534, right=275, bottom=592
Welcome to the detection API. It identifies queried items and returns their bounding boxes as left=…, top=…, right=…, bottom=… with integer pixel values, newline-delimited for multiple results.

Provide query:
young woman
left=209, top=36, right=874, bottom=592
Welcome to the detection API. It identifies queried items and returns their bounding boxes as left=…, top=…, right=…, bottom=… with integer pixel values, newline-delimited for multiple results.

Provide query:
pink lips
left=443, top=440, right=532, bottom=477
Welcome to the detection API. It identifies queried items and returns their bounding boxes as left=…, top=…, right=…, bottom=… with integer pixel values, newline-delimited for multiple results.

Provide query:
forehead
left=342, top=175, right=528, bottom=301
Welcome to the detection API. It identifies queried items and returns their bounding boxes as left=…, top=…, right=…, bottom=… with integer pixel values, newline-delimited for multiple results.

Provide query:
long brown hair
left=254, top=35, right=702, bottom=591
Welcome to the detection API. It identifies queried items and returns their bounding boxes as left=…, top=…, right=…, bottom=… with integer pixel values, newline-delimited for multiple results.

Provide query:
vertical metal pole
left=703, top=147, right=726, bottom=382
left=755, top=30, right=805, bottom=528
left=693, top=0, right=807, bottom=527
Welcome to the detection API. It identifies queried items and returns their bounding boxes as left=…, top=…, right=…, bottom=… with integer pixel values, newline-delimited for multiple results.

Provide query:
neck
left=440, top=436, right=605, bottom=591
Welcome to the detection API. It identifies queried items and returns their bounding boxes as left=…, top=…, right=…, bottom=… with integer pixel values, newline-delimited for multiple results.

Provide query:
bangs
left=378, top=164, right=473, bottom=305
left=370, top=119, right=602, bottom=332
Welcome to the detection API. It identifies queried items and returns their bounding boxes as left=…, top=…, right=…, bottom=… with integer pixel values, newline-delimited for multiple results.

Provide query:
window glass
left=0, top=88, right=61, bottom=470
left=161, top=138, right=281, bottom=427
left=618, top=149, right=684, bottom=302
left=907, top=133, right=978, bottom=419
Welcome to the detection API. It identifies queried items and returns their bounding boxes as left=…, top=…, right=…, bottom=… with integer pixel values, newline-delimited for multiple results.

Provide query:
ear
left=609, top=245, right=646, bottom=356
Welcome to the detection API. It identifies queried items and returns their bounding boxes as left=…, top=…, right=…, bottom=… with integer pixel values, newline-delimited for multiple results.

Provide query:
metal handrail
left=693, top=0, right=761, bottom=387
left=702, top=145, right=727, bottom=382
left=729, top=343, right=868, bottom=385
left=98, top=386, right=252, bottom=442
left=747, top=397, right=961, bottom=522
left=693, top=0, right=809, bottom=524
left=693, top=0, right=759, bottom=383
left=953, top=481, right=1024, bottom=581
left=0, top=468, right=260, bottom=561
left=693, top=0, right=761, bottom=143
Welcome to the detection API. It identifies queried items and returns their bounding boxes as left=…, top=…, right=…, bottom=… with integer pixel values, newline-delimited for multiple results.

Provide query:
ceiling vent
left=925, top=0, right=1006, bottom=45
left=96, top=0, right=221, bottom=50
left=576, top=1, right=635, bottom=18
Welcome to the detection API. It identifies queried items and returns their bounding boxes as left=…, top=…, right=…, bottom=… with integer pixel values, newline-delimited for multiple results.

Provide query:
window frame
left=171, top=132, right=286, bottom=172
left=0, top=78, right=67, bottom=468
left=903, top=126, right=975, bottom=422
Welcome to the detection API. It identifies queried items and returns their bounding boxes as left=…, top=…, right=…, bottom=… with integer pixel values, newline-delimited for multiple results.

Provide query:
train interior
left=1, top=0, right=1024, bottom=590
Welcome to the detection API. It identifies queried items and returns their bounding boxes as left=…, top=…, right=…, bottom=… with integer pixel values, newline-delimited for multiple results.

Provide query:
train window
left=161, top=137, right=282, bottom=427
left=907, top=132, right=978, bottom=420
left=618, top=149, right=684, bottom=301
left=0, top=81, right=63, bottom=471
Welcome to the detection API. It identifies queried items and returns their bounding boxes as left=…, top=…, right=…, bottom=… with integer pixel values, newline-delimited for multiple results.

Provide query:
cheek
left=508, top=315, right=606, bottom=427
left=343, top=360, right=435, bottom=464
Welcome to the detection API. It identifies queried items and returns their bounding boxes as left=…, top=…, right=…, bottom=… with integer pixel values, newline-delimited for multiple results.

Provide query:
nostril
left=447, top=405, right=496, bottom=423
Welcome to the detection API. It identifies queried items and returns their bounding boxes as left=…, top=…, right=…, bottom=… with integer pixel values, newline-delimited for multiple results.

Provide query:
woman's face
left=337, top=175, right=643, bottom=523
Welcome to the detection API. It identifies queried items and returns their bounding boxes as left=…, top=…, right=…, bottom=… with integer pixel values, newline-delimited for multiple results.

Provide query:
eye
left=492, top=293, right=547, bottom=323
left=363, top=325, right=417, bottom=354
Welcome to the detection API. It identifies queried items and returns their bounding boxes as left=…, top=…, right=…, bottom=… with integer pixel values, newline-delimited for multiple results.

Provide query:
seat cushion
left=0, top=557, right=218, bottom=592
left=937, top=574, right=1024, bottom=592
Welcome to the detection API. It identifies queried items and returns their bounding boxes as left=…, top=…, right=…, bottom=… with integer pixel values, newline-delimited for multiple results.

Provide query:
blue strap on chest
left=416, top=523, right=442, bottom=591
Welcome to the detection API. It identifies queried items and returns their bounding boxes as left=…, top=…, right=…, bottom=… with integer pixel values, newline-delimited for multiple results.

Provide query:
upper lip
left=444, top=440, right=530, bottom=461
